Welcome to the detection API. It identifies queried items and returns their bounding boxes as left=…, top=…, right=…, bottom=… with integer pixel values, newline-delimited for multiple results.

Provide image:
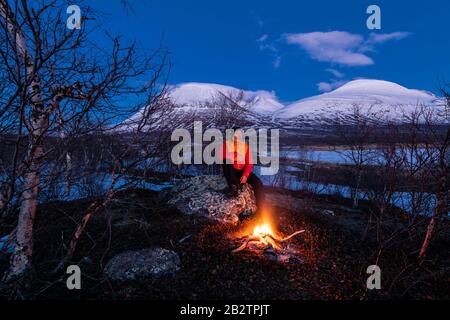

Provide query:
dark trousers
left=222, top=164, right=264, bottom=207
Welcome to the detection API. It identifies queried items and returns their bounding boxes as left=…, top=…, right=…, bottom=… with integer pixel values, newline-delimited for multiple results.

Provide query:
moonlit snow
left=168, top=82, right=284, bottom=114
left=125, top=79, right=444, bottom=126
left=273, top=79, right=442, bottom=121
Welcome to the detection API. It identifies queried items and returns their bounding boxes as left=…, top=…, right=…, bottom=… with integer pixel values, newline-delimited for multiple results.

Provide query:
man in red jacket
left=219, top=127, right=263, bottom=207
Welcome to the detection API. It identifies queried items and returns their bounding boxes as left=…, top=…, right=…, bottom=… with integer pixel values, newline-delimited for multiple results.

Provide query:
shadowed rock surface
left=104, top=247, right=180, bottom=282
left=167, top=175, right=257, bottom=224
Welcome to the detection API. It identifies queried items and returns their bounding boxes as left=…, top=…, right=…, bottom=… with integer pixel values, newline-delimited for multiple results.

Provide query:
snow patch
left=168, top=82, right=284, bottom=114
left=274, top=79, right=443, bottom=121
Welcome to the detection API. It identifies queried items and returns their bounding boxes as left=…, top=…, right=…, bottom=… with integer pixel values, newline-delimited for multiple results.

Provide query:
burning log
left=232, top=221, right=305, bottom=262
left=232, top=230, right=305, bottom=253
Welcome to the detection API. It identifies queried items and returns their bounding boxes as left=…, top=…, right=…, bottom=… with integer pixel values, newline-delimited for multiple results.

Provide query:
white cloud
left=259, top=43, right=278, bottom=53
left=317, top=82, right=333, bottom=92
left=326, top=68, right=345, bottom=78
left=273, top=56, right=281, bottom=68
left=317, top=79, right=348, bottom=92
left=284, top=31, right=373, bottom=66
left=257, top=35, right=281, bottom=68
left=359, top=32, right=412, bottom=52
left=367, top=31, right=411, bottom=44
left=257, top=34, right=268, bottom=42
left=257, top=35, right=278, bottom=53
left=284, top=31, right=411, bottom=67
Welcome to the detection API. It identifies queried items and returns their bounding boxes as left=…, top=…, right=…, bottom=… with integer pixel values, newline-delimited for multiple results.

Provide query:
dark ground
left=0, top=188, right=448, bottom=300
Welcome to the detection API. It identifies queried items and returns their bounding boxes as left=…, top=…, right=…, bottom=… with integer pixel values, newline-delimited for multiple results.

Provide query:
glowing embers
left=232, top=210, right=305, bottom=262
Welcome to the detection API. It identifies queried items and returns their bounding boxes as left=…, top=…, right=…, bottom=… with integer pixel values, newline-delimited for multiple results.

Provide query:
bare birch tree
left=418, top=89, right=449, bottom=260
left=0, top=0, right=171, bottom=281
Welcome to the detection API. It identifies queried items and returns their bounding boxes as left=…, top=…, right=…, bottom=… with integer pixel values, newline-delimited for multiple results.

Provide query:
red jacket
left=219, top=140, right=253, bottom=178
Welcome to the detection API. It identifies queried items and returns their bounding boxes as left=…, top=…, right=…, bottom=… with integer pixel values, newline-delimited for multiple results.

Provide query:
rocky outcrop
left=104, top=247, right=180, bottom=282
left=167, top=175, right=257, bottom=224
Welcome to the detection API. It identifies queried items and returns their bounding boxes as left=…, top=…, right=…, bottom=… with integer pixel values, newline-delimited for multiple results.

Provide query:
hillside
left=123, top=79, right=445, bottom=129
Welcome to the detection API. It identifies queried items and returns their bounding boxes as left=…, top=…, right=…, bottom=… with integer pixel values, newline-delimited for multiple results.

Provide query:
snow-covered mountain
left=274, top=79, right=443, bottom=123
left=168, top=82, right=283, bottom=114
left=120, top=82, right=283, bottom=130
left=122, top=79, right=446, bottom=130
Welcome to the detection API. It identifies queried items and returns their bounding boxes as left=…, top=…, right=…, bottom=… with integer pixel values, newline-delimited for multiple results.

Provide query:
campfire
left=231, top=210, right=305, bottom=262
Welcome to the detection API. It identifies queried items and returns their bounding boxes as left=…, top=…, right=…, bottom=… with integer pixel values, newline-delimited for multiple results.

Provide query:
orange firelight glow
left=243, top=207, right=279, bottom=238
left=253, top=223, right=275, bottom=237
left=232, top=206, right=281, bottom=248
left=232, top=207, right=305, bottom=255
left=250, top=219, right=282, bottom=250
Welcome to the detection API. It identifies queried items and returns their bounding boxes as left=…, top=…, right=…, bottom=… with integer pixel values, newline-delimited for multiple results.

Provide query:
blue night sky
left=90, top=0, right=450, bottom=103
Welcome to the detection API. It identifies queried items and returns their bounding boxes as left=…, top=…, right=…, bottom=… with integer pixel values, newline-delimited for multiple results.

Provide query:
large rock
left=104, top=247, right=180, bottom=282
left=167, top=175, right=257, bottom=224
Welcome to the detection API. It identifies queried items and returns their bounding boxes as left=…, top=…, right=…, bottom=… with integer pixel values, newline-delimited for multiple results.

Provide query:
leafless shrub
left=328, top=99, right=448, bottom=258
left=0, top=0, right=182, bottom=281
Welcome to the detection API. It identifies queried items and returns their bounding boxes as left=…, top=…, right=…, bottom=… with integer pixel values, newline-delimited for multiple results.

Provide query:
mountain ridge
left=123, top=79, right=446, bottom=128
left=274, top=79, right=442, bottom=122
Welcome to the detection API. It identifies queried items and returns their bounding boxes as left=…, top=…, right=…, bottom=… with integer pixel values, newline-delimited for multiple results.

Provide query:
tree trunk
left=7, top=144, right=42, bottom=277
left=418, top=191, right=446, bottom=260
left=418, top=150, right=448, bottom=261
left=1, top=2, right=47, bottom=280
left=6, top=104, right=47, bottom=280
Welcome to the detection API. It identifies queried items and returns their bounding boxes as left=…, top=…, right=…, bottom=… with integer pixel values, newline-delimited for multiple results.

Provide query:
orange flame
left=253, top=223, right=274, bottom=237
left=232, top=206, right=281, bottom=247
left=247, top=206, right=284, bottom=250
left=232, top=205, right=305, bottom=254
left=237, top=206, right=276, bottom=236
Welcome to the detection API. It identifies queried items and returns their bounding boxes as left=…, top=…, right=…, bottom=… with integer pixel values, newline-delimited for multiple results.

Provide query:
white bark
left=1, top=2, right=48, bottom=279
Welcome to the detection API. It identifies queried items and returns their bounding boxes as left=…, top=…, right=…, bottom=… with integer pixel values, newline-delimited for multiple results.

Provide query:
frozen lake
left=281, top=149, right=350, bottom=164
left=1, top=146, right=446, bottom=218
left=281, top=147, right=435, bottom=167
